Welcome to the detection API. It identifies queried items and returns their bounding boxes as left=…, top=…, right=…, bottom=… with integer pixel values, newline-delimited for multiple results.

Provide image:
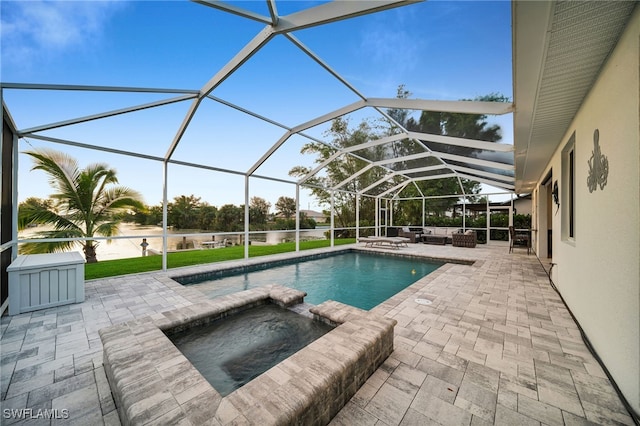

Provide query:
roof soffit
left=513, top=0, right=637, bottom=193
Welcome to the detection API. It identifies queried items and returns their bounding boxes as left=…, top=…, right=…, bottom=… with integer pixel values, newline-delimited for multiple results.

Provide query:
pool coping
left=99, top=284, right=397, bottom=425
left=170, top=246, right=475, bottom=286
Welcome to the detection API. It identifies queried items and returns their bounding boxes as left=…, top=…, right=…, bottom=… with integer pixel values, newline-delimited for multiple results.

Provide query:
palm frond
left=25, top=150, right=82, bottom=207
left=20, top=240, right=78, bottom=254
left=77, top=166, right=108, bottom=216
left=98, top=187, right=144, bottom=214
left=88, top=164, right=118, bottom=199
left=94, top=222, right=119, bottom=238
left=20, top=228, right=85, bottom=255
left=32, top=229, right=86, bottom=239
left=19, top=205, right=83, bottom=234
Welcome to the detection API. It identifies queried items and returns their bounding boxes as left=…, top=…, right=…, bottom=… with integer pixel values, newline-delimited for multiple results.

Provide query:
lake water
left=18, top=224, right=327, bottom=261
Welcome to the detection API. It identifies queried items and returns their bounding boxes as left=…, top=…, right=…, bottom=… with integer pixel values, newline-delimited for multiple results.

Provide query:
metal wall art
left=587, top=129, right=609, bottom=192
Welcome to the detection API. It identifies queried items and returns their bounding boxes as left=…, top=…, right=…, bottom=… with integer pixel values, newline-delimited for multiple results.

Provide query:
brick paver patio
left=0, top=243, right=634, bottom=425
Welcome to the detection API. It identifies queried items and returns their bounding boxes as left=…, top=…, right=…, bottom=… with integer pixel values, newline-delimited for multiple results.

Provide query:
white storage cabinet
left=8, top=252, right=85, bottom=315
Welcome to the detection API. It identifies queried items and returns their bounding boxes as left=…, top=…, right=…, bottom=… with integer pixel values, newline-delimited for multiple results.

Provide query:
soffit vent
left=514, top=1, right=636, bottom=193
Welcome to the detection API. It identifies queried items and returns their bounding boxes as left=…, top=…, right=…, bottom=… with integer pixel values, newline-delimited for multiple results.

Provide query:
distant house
left=299, top=209, right=327, bottom=223
left=501, top=194, right=532, bottom=216
left=450, top=195, right=531, bottom=218
left=273, top=209, right=327, bottom=223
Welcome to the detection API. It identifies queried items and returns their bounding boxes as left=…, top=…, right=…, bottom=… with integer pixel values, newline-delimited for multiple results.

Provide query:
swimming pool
left=179, top=251, right=443, bottom=310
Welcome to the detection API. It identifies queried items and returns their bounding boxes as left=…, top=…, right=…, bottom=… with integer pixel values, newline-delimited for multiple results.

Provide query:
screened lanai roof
left=2, top=0, right=518, bottom=202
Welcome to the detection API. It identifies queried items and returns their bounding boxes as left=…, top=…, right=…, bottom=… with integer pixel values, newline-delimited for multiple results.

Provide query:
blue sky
left=1, top=0, right=513, bottom=210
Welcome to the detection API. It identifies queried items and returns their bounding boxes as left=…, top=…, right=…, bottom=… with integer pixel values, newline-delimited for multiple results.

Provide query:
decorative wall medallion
left=587, top=129, right=608, bottom=192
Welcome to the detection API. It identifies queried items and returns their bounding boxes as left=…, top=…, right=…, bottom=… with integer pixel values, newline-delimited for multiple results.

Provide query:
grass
left=84, top=238, right=356, bottom=280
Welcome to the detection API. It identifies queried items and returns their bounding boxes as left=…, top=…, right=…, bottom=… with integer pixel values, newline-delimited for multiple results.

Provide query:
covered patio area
left=1, top=243, right=633, bottom=425
left=2, top=0, right=638, bottom=423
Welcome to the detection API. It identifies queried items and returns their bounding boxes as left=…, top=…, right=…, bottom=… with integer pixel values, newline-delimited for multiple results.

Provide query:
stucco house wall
left=513, top=196, right=531, bottom=216
left=532, top=7, right=639, bottom=415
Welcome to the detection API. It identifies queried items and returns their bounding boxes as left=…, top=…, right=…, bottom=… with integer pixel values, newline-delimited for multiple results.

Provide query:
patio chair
left=452, top=230, right=476, bottom=248
left=399, top=227, right=422, bottom=243
left=509, top=226, right=530, bottom=254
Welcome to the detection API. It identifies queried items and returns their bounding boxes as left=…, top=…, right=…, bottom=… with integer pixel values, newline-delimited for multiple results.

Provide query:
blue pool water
left=184, top=251, right=443, bottom=310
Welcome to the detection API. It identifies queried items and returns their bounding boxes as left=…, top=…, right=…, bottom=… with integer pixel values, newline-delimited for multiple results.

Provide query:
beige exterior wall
left=514, top=196, right=531, bottom=216
left=532, top=8, right=640, bottom=415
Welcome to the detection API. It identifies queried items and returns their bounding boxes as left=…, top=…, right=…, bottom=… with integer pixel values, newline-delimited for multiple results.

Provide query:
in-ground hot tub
left=167, top=303, right=334, bottom=397
left=99, top=284, right=396, bottom=425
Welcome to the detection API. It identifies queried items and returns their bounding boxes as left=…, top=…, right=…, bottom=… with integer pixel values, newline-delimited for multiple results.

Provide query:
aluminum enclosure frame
left=2, top=0, right=517, bottom=270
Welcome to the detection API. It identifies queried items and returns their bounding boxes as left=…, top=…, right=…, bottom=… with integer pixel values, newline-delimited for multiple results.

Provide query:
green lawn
left=84, top=238, right=356, bottom=280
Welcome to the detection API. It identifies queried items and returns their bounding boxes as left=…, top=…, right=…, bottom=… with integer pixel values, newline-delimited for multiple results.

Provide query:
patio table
left=422, top=235, right=448, bottom=245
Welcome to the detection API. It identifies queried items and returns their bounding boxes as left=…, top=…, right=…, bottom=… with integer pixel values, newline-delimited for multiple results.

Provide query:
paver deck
left=1, top=243, right=634, bottom=425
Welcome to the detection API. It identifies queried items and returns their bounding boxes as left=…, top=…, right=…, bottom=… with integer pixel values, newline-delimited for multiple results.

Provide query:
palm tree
left=18, top=149, right=144, bottom=263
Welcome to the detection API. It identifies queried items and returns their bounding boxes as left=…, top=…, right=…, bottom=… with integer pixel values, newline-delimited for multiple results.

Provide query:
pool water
left=186, top=252, right=443, bottom=310
left=168, top=304, right=333, bottom=396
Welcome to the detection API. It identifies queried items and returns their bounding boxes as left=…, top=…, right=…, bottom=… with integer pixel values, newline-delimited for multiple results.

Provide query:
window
left=562, top=133, right=576, bottom=242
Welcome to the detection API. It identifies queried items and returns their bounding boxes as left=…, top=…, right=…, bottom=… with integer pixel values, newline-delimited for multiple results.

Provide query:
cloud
left=353, top=6, right=430, bottom=93
left=1, top=0, right=124, bottom=68
left=358, top=26, right=421, bottom=76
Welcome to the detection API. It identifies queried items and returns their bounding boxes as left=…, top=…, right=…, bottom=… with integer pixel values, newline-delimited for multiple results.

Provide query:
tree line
left=123, top=195, right=318, bottom=231
left=290, top=85, right=509, bottom=232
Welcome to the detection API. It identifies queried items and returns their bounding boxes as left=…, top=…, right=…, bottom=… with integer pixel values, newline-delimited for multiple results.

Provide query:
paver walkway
left=0, top=243, right=634, bottom=425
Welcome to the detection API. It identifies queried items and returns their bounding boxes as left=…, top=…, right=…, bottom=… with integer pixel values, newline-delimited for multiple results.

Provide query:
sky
left=1, top=0, right=514, bottom=211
